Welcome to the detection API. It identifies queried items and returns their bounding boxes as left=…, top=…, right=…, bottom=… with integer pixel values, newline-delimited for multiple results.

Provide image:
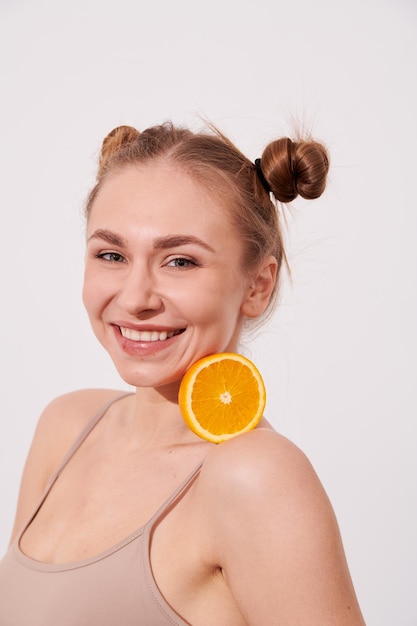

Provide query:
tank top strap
left=141, top=461, right=204, bottom=624
left=45, top=391, right=133, bottom=489
left=17, top=391, right=133, bottom=541
left=145, top=460, right=204, bottom=533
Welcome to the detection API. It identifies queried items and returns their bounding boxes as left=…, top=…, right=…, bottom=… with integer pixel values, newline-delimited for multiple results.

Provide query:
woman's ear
left=241, top=256, right=278, bottom=318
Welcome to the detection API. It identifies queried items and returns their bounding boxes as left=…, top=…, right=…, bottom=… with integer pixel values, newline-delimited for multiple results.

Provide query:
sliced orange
left=178, top=352, right=266, bottom=443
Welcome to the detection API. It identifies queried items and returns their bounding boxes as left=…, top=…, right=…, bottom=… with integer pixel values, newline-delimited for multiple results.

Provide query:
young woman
left=0, top=122, right=366, bottom=624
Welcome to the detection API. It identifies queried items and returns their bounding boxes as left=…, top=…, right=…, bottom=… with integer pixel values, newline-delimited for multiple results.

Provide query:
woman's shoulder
left=41, top=387, right=129, bottom=416
left=194, top=429, right=363, bottom=624
left=197, top=426, right=336, bottom=549
left=9, top=388, right=128, bottom=544
left=201, top=426, right=321, bottom=496
left=34, top=388, right=128, bottom=454
left=30, top=386, right=122, bottom=441
left=39, top=387, right=129, bottom=432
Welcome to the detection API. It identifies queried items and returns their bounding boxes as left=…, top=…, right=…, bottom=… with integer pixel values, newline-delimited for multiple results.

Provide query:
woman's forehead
left=91, top=164, right=232, bottom=224
left=87, top=164, right=237, bottom=246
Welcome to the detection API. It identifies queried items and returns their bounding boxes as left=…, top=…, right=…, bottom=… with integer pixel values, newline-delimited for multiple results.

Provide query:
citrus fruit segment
left=178, top=352, right=266, bottom=443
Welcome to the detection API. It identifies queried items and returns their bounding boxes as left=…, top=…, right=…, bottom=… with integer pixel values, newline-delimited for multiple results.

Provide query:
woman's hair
left=85, top=121, right=329, bottom=320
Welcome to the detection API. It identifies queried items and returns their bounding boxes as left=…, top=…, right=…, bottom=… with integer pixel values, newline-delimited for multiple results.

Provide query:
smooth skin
left=12, top=163, right=366, bottom=625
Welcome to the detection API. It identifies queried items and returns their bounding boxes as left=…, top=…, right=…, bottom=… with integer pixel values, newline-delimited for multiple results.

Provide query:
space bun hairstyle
left=257, top=137, right=329, bottom=203
left=85, top=121, right=330, bottom=319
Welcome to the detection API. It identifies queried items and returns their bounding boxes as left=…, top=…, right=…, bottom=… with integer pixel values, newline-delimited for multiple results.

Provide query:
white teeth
left=120, top=328, right=179, bottom=342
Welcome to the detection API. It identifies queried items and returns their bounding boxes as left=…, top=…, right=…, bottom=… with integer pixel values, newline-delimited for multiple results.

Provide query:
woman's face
left=83, top=162, right=258, bottom=391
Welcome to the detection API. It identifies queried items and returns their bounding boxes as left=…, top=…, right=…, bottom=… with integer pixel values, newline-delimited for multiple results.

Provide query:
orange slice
left=178, top=352, right=266, bottom=443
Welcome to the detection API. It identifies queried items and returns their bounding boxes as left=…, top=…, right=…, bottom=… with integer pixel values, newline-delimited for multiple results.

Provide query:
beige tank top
left=0, top=393, right=202, bottom=625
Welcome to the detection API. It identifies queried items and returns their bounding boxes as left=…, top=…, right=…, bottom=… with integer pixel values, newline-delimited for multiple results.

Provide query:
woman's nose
left=117, top=264, right=163, bottom=316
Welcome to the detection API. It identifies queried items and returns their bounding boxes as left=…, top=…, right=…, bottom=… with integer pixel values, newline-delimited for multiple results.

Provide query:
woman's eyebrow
left=87, top=229, right=127, bottom=247
left=153, top=235, right=215, bottom=252
left=87, top=230, right=215, bottom=253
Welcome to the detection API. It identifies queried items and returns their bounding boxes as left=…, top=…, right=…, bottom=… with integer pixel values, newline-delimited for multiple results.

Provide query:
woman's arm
left=205, top=428, right=366, bottom=625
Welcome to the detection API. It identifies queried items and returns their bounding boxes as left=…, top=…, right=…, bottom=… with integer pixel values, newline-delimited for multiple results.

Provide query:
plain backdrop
left=0, top=1, right=416, bottom=624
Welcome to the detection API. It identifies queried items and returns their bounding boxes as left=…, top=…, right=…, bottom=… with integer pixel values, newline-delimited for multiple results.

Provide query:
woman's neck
left=124, top=384, right=203, bottom=448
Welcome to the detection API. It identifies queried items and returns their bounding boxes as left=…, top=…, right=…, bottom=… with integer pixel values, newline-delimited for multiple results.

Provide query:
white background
left=0, top=1, right=416, bottom=624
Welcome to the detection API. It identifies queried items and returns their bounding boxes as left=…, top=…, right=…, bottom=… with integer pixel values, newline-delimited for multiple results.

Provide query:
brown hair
left=86, top=121, right=329, bottom=319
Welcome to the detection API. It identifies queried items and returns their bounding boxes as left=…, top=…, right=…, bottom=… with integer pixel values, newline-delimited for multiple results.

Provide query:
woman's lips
left=119, top=327, right=183, bottom=342
left=114, top=325, right=185, bottom=356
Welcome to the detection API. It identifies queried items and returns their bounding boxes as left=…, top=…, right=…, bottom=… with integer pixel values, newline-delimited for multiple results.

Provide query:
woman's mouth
left=119, top=327, right=184, bottom=342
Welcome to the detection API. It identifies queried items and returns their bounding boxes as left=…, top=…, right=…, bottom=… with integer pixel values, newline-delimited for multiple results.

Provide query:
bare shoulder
left=34, top=388, right=127, bottom=461
left=9, top=388, right=126, bottom=544
left=196, top=429, right=365, bottom=624
left=198, top=427, right=335, bottom=557
left=200, top=427, right=324, bottom=504
left=38, top=388, right=128, bottom=438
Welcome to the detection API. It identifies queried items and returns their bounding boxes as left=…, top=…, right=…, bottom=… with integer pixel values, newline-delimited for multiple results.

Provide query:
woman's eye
left=166, top=257, right=196, bottom=269
left=96, top=252, right=125, bottom=263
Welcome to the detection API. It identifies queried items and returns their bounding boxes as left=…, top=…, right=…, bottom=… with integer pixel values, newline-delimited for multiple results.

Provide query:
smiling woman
left=82, top=160, right=258, bottom=387
left=0, top=121, right=366, bottom=625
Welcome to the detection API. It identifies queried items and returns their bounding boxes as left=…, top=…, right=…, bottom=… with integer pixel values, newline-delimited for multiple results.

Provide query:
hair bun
left=261, top=137, right=329, bottom=203
left=99, top=125, right=140, bottom=177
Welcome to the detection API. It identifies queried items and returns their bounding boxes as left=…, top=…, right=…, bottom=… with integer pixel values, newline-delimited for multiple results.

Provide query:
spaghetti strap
left=47, top=391, right=132, bottom=486
left=17, top=390, right=133, bottom=542
left=146, top=462, right=203, bottom=531
left=141, top=461, right=204, bottom=625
